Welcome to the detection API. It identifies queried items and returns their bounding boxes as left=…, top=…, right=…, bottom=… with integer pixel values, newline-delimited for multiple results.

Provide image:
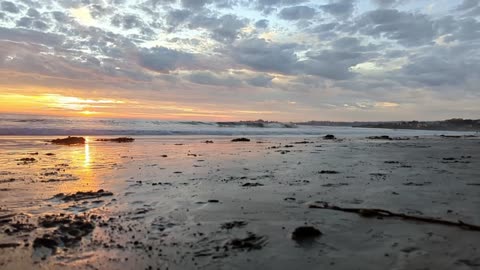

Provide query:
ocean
left=0, top=114, right=476, bottom=137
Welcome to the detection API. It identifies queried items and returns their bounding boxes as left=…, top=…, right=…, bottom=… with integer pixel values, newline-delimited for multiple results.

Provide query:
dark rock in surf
left=51, top=136, right=85, bottom=145
left=367, top=135, right=392, bottom=140
left=231, top=138, right=251, bottom=142
left=96, top=137, right=135, bottom=143
left=323, top=134, right=336, bottom=140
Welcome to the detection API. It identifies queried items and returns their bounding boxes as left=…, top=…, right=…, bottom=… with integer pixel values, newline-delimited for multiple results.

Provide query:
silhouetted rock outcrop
left=51, top=136, right=85, bottom=145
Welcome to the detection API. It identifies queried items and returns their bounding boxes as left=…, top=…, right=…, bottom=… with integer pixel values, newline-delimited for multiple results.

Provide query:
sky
left=0, top=0, right=479, bottom=121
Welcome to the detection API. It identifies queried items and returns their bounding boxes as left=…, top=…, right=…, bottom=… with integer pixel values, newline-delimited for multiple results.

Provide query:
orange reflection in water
left=84, top=138, right=91, bottom=168
left=78, top=137, right=96, bottom=189
left=59, top=136, right=100, bottom=192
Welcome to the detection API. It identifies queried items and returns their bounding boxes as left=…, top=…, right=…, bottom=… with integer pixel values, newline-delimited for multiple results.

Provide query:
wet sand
left=0, top=135, right=479, bottom=270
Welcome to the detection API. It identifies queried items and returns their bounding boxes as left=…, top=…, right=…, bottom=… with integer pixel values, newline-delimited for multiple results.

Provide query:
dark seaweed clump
left=52, top=189, right=113, bottom=202
left=96, top=137, right=135, bottom=143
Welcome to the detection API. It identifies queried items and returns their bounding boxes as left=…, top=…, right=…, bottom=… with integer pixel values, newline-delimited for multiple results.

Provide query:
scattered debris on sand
left=323, top=134, right=336, bottom=140
left=440, top=135, right=462, bottom=138
left=1, top=132, right=479, bottom=269
left=52, top=189, right=113, bottom=202
left=0, top=178, right=16, bottom=184
left=17, top=157, right=37, bottom=165
left=226, top=232, right=267, bottom=251
left=319, top=170, right=340, bottom=174
left=1, top=213, right=36, bottom=235
left=403, top=181, right=431, bottom=186
left=0, top=243, right=21, bottom=249
left=322, top=183, right=349, bottom=187
left=293, top=141, right=312, bottom=144
left=370, top=173, right=387, bottom=181
left=384, top=161, right=400, bottom=164
left=291, top=226, right=322, bottom=241
left=51, top=136, right=85, bottom=145
left=308, top=202, right=480, bottom=231
left=466, top=183, right=480, bottom=186
left=34, top=214, right=95, bottom=252
left=367, top=136, right=410, bottom=141
left=96, top=137, right=135, bottom=143
left=221, top=221, right=248, bottom=230
left=231, top=138, right=251, bottom=142
left=367, top=135, right=392, bottom=140
left=242, top=182, right=264, bottom=187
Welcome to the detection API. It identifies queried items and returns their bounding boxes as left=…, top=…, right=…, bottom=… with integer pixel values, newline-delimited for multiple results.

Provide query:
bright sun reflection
left=84, top=137, right=90, bottom=168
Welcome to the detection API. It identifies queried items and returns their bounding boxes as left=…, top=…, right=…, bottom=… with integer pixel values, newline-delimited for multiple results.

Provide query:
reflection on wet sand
left=57, top=136, right=101, bottom=193
left=84, top=137, right=91, bottom=169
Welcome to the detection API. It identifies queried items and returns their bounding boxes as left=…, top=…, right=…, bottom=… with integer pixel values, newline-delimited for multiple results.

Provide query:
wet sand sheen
left=0, top=135, right=479, bottom=270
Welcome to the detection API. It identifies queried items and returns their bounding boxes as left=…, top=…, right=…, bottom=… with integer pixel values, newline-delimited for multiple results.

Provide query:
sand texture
left=0, top=135, right=479, bottom=270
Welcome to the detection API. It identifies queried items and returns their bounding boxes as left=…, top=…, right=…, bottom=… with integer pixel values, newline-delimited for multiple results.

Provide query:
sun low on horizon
left=0, top=0, right=479, bottom=121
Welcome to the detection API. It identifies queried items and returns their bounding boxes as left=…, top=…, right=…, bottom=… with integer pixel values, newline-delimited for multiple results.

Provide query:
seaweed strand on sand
left=309, top=202, right=480, bottom=231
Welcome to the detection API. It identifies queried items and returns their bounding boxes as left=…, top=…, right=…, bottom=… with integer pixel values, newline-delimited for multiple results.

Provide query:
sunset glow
left=0, top=93, right=126, bottom=117
left=0, top=0, right=478, bottom=121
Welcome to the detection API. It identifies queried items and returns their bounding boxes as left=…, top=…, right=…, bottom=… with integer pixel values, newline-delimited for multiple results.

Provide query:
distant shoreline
left=295, top=118, right=480, bottom=132
left=351, top=126, right=480, bottom=132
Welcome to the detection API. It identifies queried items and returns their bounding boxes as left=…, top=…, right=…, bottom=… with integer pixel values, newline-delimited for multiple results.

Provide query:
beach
left=0, top=134, right=479, bottom=270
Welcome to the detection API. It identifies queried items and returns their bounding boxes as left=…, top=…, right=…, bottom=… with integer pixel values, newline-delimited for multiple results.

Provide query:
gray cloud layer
left=0, top=0, right=478, bottom=120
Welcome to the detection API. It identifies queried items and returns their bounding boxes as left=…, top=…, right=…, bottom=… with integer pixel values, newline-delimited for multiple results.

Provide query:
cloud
left=320, top=0, right=355, bottom=19
left=138, top=46, right=195, bottom=73
left=356, top=9, right=435, bottom=46
left=0, top=27, right=64, bottom=46
left=255, top=0, right=309, bottom=14
left=26, top=8, right=40, bottom=18
left=1, top=1, right=20, bottom=13
left=398, top=50, right=480, bottom=88
left=301, top=49, right=373, bottom=80
left=370, top=0, right=400, bottom=8
left=181, top=0, right=211, bottom=9
left=229, top=38, right=300, bottom=74
left=456, top=0, right=479, bottom=11
left=246, top=74, right=274, bottom=87
left=186, top=71, right=243, bottom=87
left=166, top=9, right=192, bottom=29
left=111, top=14, right=145, bottom=30
left=279, top=6, right=317, bottom=20
left=188, top=14, right=248, bottom=42
left=255, top=19, right=269, bottom=28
